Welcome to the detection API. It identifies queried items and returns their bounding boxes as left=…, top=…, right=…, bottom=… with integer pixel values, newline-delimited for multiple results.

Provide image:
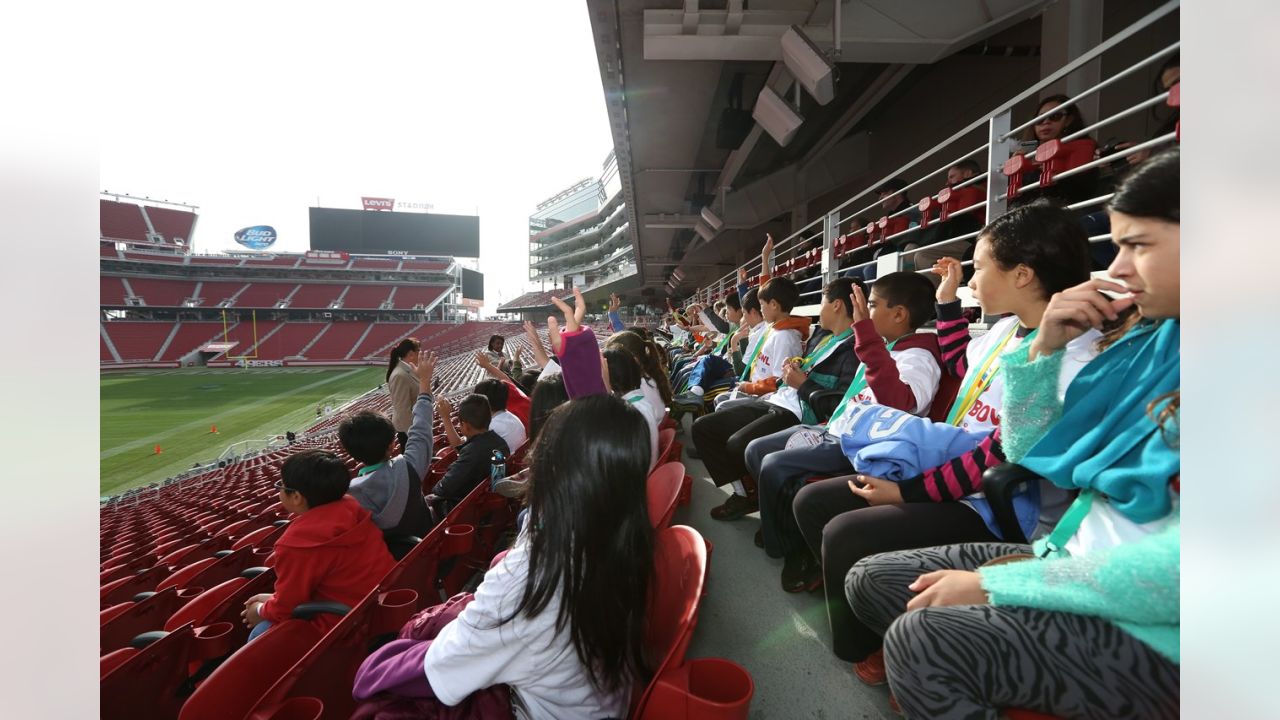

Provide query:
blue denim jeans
left=248, top=620, right=273, bottom=642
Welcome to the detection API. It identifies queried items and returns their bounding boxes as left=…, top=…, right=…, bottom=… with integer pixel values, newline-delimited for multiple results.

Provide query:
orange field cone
left=210, top=424, right=219, bottom=434
left=154, top=444, right=163, bottom=455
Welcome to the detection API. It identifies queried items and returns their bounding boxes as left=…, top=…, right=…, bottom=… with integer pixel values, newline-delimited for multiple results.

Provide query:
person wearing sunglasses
left=240, top=449, right=395, bottom=642
left=1013, top=94, right=1100, bottom=208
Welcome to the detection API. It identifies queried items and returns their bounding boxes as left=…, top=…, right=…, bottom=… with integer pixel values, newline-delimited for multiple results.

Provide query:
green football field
left=100, top=366, right=386, bottom=497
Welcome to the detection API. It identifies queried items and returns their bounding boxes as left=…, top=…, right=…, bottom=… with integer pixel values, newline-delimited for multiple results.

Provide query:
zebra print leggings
left=847, top=544, right=1179, bottom=720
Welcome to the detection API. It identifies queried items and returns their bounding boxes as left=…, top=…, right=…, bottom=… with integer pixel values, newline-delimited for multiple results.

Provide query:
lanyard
left=827, top=338, right=900, bottom=425
left=713, top=326, right=735, bottom=355
left=357, top=460, right=388, bottom=476
left=945, top=323, right=1029, bottom=426
left=740, top=325, right=773, bottom=381
left=800, top=329, right=852, bottom=371
left=1038, top=490, right=1096, bottom=558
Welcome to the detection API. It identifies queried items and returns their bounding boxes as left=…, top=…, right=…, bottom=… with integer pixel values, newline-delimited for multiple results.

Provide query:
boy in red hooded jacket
left=241, top=449, right=395, bottom=640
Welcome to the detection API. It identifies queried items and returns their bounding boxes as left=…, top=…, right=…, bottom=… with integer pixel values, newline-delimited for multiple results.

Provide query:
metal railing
left=685, top=1, right=1179, bottom=307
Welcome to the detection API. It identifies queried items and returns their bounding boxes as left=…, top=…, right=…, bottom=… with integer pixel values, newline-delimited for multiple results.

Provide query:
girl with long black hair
left=352, top=394, right=654, bottom=719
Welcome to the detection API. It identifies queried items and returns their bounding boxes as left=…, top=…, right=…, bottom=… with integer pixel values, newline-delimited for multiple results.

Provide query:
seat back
left=632, top=525, right=707, bottom=717
left=100, top=586, right=197, bottom=655
left=242, top=589, right=418, bottom=720
left=646, top=462, right=685, bottom=529
left=656, top=427, right=677, bottom=465
left=927, top=372, right=963, bottom=424
left=102, top=621, right=235, bottom=720
left=178, top=620, right=324, bottom=720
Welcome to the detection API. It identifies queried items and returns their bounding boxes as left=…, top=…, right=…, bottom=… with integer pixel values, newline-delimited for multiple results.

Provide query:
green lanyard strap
left=827, top=338, right=900, bottom=425
left=800, top=329, right=852, bottom=372
left=740, top=326, right=773, bottom=381
left=1038, top=490, right=1096, bottom=558
left=945, top=324, right=1033, bottom=426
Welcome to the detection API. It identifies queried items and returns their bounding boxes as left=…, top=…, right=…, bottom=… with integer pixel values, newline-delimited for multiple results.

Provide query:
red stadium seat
left=238, top=589, right=419, bottom=720
left=101, top=565, right=171, bottom=608
left=178, top=619, right=327, bottom=720
left=101, top=586, right=203, bottom=655
left=101, top=621, right=235, bottom=720
left=1002, top=153, right=1036, bottom=201
left=1033, top=137, right=1097, bottom=190
left=632, top=525, right=754, bottom=720
left=647, top=462, right=685, bottom=529
left=936, top=184, right=985, bottom=222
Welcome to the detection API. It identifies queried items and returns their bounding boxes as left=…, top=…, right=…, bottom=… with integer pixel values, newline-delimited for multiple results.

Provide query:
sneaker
left=754, top=529, right=764, bottom=548
left=709, top=492, right=758, bottom=521
left=853, top=649, right=887, bottom=686
left=780, top=549, right=823, bottom=593
left=492, top=473, right=529, bottom=499
left=672, top=391, right=705, bottom=407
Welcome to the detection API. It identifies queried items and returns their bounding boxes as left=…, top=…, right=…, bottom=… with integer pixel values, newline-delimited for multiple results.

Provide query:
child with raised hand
left=693, top=277, right=861, bottom=523
left=351, top=395, right=654, bottom=720
left=792, top=201, right=1099, bottom=664
left=429, top=393, right=508, bottom=515
left=475, top=350, right=533, bottom=429
left=343, top=352, right=438, bottom=545
left=242, top=450, right=394, bottom=641
left=851, top=149, right=1180, bottom=720
left=742, top=272, right=941, bottom=587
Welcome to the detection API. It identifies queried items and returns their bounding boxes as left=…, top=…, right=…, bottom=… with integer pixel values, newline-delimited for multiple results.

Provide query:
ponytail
left=386, top=338, right=421, bottom=383
left=606, top=331, right=673, bottom=406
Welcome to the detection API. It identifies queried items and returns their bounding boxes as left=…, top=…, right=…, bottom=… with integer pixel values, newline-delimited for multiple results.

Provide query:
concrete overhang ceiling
left=589, top=0, right=1052, bottom=296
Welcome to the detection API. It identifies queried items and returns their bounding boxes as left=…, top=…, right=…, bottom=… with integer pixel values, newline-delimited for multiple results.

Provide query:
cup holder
left=442, top=524, right=475, bottom=555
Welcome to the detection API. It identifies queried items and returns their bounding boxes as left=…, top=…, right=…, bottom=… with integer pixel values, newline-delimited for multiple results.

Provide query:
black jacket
left=432, top=430, right=509, bottom=501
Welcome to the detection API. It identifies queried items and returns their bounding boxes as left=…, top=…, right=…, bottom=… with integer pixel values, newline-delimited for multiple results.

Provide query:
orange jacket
left=738, top=315, right=812, bottom=395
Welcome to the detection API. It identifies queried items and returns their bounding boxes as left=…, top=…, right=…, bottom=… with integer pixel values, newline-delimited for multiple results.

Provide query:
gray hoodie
left=348, top=392, right=435, bottom=539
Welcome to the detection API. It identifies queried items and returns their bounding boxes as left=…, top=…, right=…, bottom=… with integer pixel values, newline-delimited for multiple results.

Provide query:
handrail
left=680, top=1, right=1178, bottom=302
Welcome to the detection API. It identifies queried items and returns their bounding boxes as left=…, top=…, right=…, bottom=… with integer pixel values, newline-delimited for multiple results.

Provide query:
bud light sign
left=234, top=225, right=277, bottom=250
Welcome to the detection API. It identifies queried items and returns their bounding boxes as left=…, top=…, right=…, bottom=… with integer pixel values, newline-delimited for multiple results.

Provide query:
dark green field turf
left=100, top=367, right=385, bottom=496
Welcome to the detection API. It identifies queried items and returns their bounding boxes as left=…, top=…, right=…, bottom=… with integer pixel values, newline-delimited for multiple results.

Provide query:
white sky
left=98, top=1, right=613, bottom=315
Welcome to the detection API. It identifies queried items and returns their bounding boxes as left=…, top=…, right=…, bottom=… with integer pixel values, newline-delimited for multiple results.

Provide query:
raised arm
left=403, top=352, right=438, bottom=470
left=475, top=351, right=511, bottom=383
left=932, top=256, right=972, bottom=378
left=608, top=293, right=625, bottom=333
left=550, top=288, right=607, bottom=398
left=434, top=396, right=463, bottom=449
left=522, top=320, right=552, bottom=369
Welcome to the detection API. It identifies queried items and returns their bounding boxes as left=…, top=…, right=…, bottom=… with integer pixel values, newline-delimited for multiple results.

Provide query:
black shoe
left=709, top=492, right=758, bottom=521
left=754, top=529, right=764, bottom=548
left=781, top=550, right=823, bottom=593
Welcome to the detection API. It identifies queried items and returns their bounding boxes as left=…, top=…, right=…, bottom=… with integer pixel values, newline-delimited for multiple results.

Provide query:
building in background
left=527, top=150, right=634, bottom=292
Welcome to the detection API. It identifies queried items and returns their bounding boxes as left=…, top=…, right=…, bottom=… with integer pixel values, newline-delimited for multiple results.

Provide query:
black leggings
left=792, top=477, right=997, bottom=661
left=855, top=544, right=1178, bottom=720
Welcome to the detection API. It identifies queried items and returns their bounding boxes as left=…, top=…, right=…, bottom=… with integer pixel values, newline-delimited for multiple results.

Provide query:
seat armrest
left=980, top=463, right=1043, bottom=545
left=290, top=601, right=352, bottom=620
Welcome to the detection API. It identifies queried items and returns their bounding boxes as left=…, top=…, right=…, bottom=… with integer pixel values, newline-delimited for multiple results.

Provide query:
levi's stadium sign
left=361, top=197, right=433, bottom=212
left=233, top=225, right=277, bottom=250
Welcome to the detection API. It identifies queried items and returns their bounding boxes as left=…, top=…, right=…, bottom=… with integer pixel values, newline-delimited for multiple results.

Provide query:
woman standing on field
left=386, top=338, right=421, bottom=450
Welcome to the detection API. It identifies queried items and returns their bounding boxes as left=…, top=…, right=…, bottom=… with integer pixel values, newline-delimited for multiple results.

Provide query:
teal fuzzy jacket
left=979, top=512, right=1180, bottom=664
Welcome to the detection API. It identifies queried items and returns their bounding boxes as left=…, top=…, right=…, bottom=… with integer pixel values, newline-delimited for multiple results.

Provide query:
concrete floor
left=671, top=416, right=897, bottom=720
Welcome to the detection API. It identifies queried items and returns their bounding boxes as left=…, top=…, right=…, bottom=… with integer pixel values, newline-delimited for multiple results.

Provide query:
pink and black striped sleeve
left=934, top=300, right=972, bottom=378
left=898, top=427, right=1005, bottom=503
